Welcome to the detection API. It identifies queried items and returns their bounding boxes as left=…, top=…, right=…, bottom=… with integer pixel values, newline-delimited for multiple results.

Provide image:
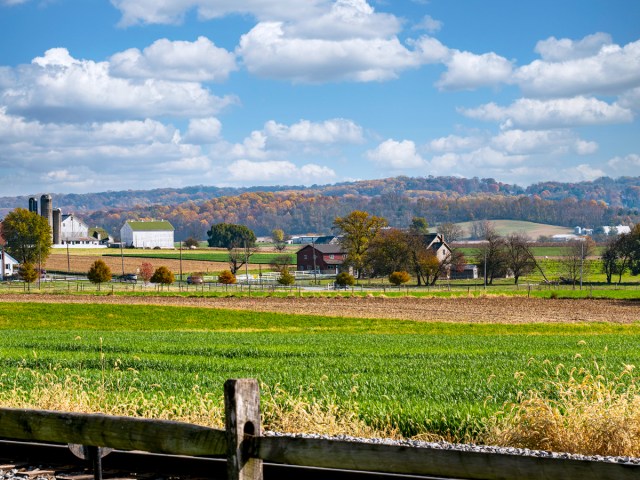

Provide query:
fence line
left=1, top=378, right=639, bottom=480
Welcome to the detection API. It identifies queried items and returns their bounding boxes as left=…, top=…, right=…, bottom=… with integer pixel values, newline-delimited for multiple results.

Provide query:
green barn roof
left=126, top=220, right=175, bottom=231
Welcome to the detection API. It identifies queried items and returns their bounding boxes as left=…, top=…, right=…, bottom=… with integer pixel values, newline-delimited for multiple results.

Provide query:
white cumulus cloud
left=237, top=21, right=423, bottom=83
left=534, top=32, right=613, bottom=62
left=1, top=48, right=235, bottom=122
left=515, top=37, right=640, bottom=97
left=226, top=159, right=336, bottom=183
left=366, top=139, right=425, bottom=169
left=437, top=50, right=513, bottom=91
left=184, top=117, right=222, bottom=144
left=462, top=96, right=634, bottom=129
left=110, top=37, right=237, bottom=82
left=264, top=118, right=363, bottom=144
left=607, top=153, right=640, bottom=176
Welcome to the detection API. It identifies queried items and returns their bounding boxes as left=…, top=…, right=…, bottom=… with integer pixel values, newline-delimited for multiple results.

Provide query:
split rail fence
left=1, top=378, right=638, bottom=480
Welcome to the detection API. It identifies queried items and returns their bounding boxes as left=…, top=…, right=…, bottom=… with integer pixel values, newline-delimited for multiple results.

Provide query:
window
left=329, top=254, right=335, bottom=259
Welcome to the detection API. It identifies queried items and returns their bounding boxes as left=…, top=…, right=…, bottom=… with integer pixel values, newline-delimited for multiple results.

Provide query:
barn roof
left=125, top=220, right=175, bottom=231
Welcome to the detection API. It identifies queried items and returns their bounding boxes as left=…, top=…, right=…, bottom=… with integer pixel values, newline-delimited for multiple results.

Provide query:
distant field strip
left=1, top=302, right=639, bottom=439
left=103, top=252, right=295, bottom=264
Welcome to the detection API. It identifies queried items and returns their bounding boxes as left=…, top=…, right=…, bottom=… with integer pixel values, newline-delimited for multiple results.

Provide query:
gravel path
left=1, top=293, right=639, bottom=323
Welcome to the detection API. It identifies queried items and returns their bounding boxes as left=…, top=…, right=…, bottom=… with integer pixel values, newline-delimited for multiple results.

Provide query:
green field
left=1, top=302, right=639, bottom=439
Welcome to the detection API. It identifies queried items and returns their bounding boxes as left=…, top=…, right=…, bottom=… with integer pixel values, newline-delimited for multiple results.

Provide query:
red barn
left=296, top=244, right=347, bottom=274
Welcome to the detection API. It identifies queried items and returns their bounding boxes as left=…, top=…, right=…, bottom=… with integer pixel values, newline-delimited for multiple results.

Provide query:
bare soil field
left=1, top=294, right=638, bottom=324
left=45, top=254, right=229, bottom=275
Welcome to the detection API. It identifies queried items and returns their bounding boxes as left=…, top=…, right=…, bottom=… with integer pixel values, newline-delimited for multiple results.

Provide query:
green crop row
left=1, top=303, right=639, bottom=439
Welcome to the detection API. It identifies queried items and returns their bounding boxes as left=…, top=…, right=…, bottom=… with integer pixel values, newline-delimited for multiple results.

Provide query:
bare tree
left=470, top=220, right=495, bottom=241
left=560, top=238, right=595, bottom=287
left=437, top=222, right=465, bottom=243
left=504, top=233, right=536, bottom=285
left=474, top=224, right=507, bottom=285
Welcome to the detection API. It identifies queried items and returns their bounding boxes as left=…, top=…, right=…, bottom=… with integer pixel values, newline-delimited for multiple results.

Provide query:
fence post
left=224, top=379, right=263, bottom=480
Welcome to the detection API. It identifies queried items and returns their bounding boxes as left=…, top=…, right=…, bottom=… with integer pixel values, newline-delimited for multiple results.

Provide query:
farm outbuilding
left=120, top=220, right=175, bottom=249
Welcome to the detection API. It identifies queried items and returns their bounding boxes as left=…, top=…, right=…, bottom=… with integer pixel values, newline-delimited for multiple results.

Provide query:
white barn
left=59, top=214, right=100, bottom=246
left=120, top=220, right=175, bottom=248
left=1, top=250, right=19, bottom=280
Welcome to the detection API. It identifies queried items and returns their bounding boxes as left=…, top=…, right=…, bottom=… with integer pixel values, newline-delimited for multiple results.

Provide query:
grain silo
left=40, top=194, right=53, bottom=241
left=28, top=197, right=38, bottom=214
left=52, top=208, right=62, bottom=245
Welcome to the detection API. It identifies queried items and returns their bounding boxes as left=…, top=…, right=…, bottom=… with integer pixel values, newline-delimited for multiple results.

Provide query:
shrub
left=139, top=262, right=154, bottom=284
left=335, top=272, right=355, bottom=287
left=150, top=266, right=174, bottom=288
left=87, top=259, right=112, bottom=290
left=277, top=269, right=295, bottom=286
left=183, top=237, right=199, bottom=249
left=18, top=262, right=38, bottom=290
left=389, top=271, right=411, bottom=286
left=218, top=270, right=236, bottom=285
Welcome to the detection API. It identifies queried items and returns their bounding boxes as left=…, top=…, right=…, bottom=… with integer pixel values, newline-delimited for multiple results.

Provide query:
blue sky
left=1, top=0, right=639, bottom=196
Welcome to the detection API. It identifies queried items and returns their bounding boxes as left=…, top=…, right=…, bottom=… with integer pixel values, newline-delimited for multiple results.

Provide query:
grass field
left=1, top=302, right=639, bottom=441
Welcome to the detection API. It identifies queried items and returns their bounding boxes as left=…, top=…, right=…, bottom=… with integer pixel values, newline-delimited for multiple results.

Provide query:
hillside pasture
left=453, top=220, right=574, bottom=239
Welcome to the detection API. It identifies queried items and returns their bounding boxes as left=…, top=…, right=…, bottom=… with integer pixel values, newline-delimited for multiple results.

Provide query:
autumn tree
left=1, top=208, right=52, bottom=264
left=139, top=262, right=154, bottom=284
left=409, top=217, right=429, bottom=234
left=333, top=210, right=388, bottom=278
left=151, top=266, right=175, bottom=289
left=366, top=228, right=412, bottom=277
left=18, top=262, right=38, bottom=291
left=504, top=233, right=536, bottom=285
left=87, top=259, right=112, bottom=291
left=272, top=228, right=288, bottom=252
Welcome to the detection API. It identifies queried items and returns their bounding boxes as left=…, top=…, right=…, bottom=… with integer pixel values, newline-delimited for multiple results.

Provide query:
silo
left=28, top=197, right=38, bottom=214
left=52, top=208, right=62, bottom=245
left=40, top=194, right=53, bottom=241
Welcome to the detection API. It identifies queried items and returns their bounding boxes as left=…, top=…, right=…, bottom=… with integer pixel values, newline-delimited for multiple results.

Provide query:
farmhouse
left=423, top=233, right=452, bottom=261
left=0, top=250, right=19, bottom=280
left=296, top=244, right=347, bottom=275
left=120, top=220, right=175, bottom=249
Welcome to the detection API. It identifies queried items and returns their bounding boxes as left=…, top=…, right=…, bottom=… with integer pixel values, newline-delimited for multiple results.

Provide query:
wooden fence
left=1, top=378, right=639, bottom=480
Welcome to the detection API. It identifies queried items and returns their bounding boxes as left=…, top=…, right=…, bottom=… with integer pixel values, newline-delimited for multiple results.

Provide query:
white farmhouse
left=1, top=250, right=19, bottom=280
left=120, top=220, right=175, bottom=248
left=59, top=213, right=101, bottom=246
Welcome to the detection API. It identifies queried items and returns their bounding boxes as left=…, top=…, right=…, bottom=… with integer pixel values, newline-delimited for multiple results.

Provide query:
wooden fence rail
left=1, top=378, right=639, bottom=480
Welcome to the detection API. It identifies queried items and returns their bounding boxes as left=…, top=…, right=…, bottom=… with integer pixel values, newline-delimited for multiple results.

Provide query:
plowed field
left=45, top=254, right=229, bottom=275
left=1, top=294, right=638, bottom=324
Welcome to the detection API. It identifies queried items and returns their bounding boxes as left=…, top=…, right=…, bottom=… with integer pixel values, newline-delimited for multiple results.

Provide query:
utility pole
left=580, top=240, right=584, bottom=290
left=67, top=242, right=71, bottom=275
left=483, top=247, right=487, bottom=290
left=179, top=240, right=183, bottom=284
left=311, top=237, right=317, bottom=285
left=244, top=239, right=249, bottom=284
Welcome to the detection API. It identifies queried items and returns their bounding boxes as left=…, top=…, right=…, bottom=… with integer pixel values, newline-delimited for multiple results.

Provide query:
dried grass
left=485, top=357, right=640, bottom=456
left=0, top=369, right=394, bottom=438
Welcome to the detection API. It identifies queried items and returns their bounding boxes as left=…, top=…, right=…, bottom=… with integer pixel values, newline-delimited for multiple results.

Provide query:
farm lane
left=0, top=294, right=638, bottom=323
